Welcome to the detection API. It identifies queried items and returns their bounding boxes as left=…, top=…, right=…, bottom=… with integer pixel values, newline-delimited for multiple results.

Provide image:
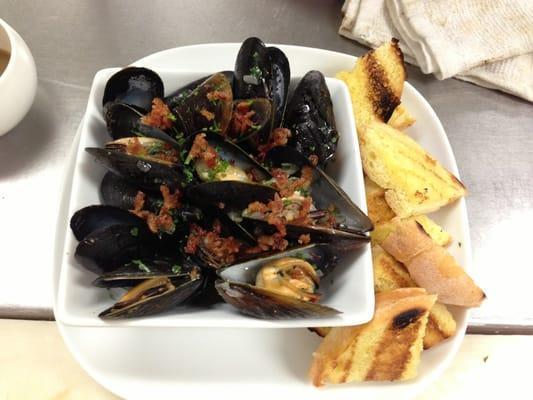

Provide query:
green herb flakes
left=132, top=259, right=151, bottom=273
left=130, top=227, right=139, bottom=237
left=172, top=264, right=182, bottom=274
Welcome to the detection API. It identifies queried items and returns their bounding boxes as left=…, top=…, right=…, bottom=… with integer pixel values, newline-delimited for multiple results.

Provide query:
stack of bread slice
left=309, top=39, right=484, bottom=386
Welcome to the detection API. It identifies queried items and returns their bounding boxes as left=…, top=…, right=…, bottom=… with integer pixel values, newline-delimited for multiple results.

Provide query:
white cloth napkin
left=340, top=0, right=533, bottom=102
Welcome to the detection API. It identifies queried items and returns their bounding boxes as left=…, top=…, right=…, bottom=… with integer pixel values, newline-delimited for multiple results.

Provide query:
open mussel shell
left=93, top=256, right=197, bottom=288
left=215, top=281, right=340, bottom=319
left=102, top=67, right=164, bottom=114
left=86, top=148, right=184, bottom=191
left=187, top=132, right=271, bottom=182
left=218, top=243, right=337, bottom=283
left=227, top=98, right=273, bottom=147
left=165, top=70, right=235, bottom=109
left=105, top=137, right=179, bottom=167
left=265, top=145, right=373, bottom=233
left=104, top=103, right=181, bottom=147
left=172, top=72, right=233, bottom=137
left=284, top=70, right=338, bottom=168
left=99, top=269, right=203, bottom=319
left=75, top=224, right=157, bottom=275
left=70, top=205, right=146, bottom=241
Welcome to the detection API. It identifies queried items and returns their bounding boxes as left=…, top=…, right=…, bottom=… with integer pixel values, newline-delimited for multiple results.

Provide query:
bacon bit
left=257, top=128, right=291, bottom=160
left=187, top=133, right=219, bottom=168
left=298, top=234, right=311, bottom=245
left=207, top=90, right=229, bottom=101
left=130, top=185, right=181, bottom=234
left=308, top=154, right=319, bottom=167
left=271, top=165, right=313, bottom=198
left=229, top=101, right=256, bottom=138
left=291, top=197, right=313, bottom=226
left=199, top=108, right=215, bottom=121
left=141, top=98, right=174, bottom=130
left=184, top=222, right=242, bottom=266
left=245, top=233, right=289, bottom=254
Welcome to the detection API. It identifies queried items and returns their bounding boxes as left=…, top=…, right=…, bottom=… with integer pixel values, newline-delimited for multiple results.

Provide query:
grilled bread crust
left=337, top=39, right=406, bottom=127
left=381, top=219, right=485, bottom=307
left=388, top=104, right=416, bottom=130
left=372, top=244, right=456, bottom=349
left=309, top=288, right=436, bottom=385
left=359, top=121, right=466, bottom=217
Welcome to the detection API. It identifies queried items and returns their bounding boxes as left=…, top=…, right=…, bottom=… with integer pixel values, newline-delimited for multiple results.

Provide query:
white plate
left=56, top=68, right=374, bottom=328
left=53, top=43, right=471, bottom=400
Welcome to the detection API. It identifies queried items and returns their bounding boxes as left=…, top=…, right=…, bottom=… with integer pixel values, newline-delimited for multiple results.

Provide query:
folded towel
left=340, top=0, right=533, bottom=102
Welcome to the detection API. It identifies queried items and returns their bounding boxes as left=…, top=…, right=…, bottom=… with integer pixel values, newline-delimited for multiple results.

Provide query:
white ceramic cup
left=0, top=18, right=37, bottom=136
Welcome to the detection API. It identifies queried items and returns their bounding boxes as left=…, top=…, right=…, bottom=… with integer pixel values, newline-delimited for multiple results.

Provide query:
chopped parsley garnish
left=249, top=66, right=262, bottom=80
left=132, top=259, right=151, bottom=273
left=167, top=113, right=177, bottom=122
left=207, top=159, right=230, bottom=181
left=171, top=264, right=182, bottom=274
left=130, top=227, right=139, bottom=237
left=183, top=166, right=194, bottom=183
left=147, top=142, right=164, bottom=155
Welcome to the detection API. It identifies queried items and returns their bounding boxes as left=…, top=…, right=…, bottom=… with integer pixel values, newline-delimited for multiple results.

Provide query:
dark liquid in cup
left=0, top=49, right=10, bottom=75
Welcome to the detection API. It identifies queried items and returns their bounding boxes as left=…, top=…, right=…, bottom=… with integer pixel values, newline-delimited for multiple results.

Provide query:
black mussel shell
left=172, top=73, right=233, bottom=137
left=267, top=46, right=290, bottom=128
left=215, top=280, right=340, bottom=319
left=100, top=172, right=161, bottom=212
left=99, top=271, right=203, bottom=319
left=93, top=256, right=197, bottom=288
left=104, top=103, right=181, bottom=147
left=86, top=148, right=184, bottom=191
left=75, top=224, right=156, bottom=275
left=186, top=181, right=277, bottom=210
left=70, top=205, right=145, bottom=241
left=265, top=146, right=373, bottom=233
left=234, top=37, right=270, bottom=100
left=284, top=70, right=338, bottom=168
left=102, top=67, right=164, bottom=113
left=165, top=71, right=235, bottom=109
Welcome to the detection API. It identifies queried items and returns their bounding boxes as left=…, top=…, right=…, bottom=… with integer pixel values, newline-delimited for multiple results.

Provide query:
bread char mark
left=393, top=308, right=424, bottom=329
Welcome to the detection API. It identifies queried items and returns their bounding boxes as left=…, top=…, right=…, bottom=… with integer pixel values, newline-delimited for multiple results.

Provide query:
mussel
left=216, top=244, right=340, bottom=319
left=264, top=145, right=373, bottom=234
left=99, top=265, right=203, bottom=319
left=234, top=38, right=291, bottom=140
left=72, top=206, right=157, bottom=275
left=172, top=72, right=233, bottom=137
left=284, top=70, right=338, bottom=168
left=183, top=133, right=278, bottom=208
left=86, top=144, right=184, bottom=191
left=104, top=102, right=182, bottom=146
left=102, top=67, right=164, bottom=114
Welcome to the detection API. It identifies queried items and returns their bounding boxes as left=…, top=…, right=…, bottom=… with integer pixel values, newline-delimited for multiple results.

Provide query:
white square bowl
left=56, top=68, right=374, bottom=328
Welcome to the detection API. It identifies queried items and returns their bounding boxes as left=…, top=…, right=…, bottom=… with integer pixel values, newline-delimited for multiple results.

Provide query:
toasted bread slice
left=371, top=215, right=452, bottom=247
left=336, top=39, right=406, bottom=127
left=309, top=288, right=436, bottom=385
left=380, top=218, right=485, bottom=307
left=372, top=244, right=456, bottom=348
left=388, top=104, right=416, bottom=130
left=365, top=176, right=396, bottom=224
left=359, top=121, right=466, bottom=217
